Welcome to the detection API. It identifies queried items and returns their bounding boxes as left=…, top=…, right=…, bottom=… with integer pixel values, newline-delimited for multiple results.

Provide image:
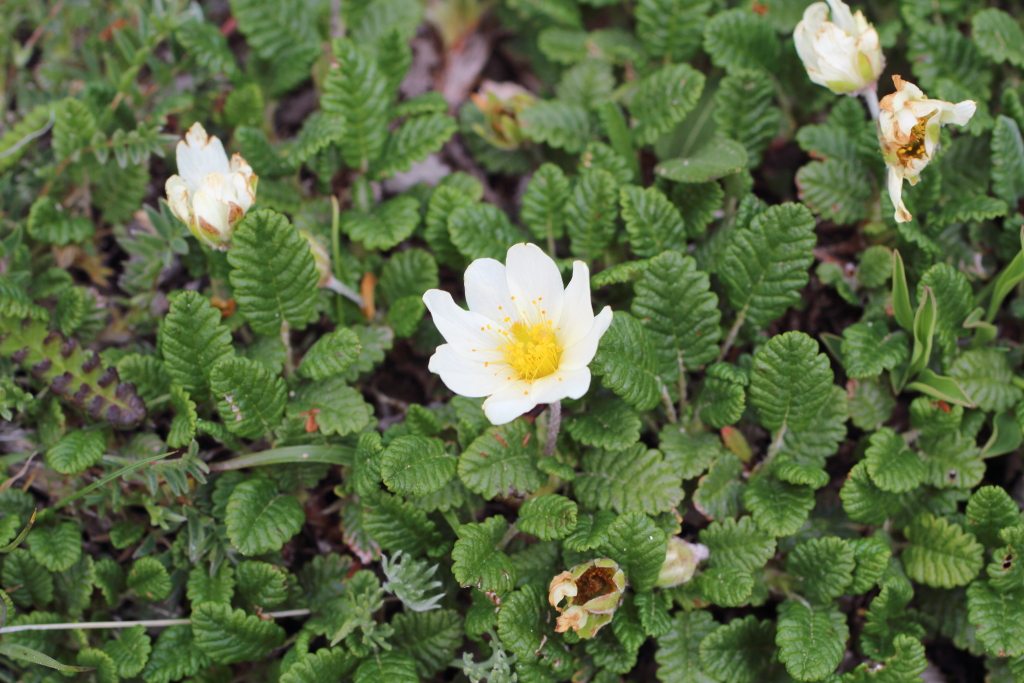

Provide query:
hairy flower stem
left=717, top=310, right=747, bottom=363
left=0, top=610, right=312, bottom=634
left=543, top=401, right=562, bottom=458
left=661, top=383, right=678, bottom=424
left=862, top=87, right=880, bottom=120
left=761, top=425, right=789, bottom=471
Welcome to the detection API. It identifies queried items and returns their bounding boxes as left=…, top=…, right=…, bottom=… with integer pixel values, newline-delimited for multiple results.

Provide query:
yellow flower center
left=502, top=321, right=561, bottom=382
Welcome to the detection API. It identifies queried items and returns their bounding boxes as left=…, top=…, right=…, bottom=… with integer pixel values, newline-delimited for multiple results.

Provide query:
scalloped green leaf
left=28, top=523, right=81, bottom=572
left=591, top=310, right=662, bottom=411
left=373, top=113, right=457, bottom=178
left=447, top=202, right=524, bottom=262
left=160, top=291, right=234, bottom=402
left=566, top=168, right=619, bottom=261
left=187, top=562, right=235, bottom=606
left=191, top=602, right=286, bottom=665
left=225, top=478, right=305, bottom=556
left=391, top=609, right=464, bottom=678
left=776, top=601, right=848, bottom=681
left=565, top=396, right=641, bottom=450
left=864, top=427, right=927, bottom=493
left=322, top=38, right=389, bottom=169
left=630, top=64, right=705, bottom=146
left=699, top=615, right=777, bottom=683
left=459, top=420, right=544, bottom=500
left=127, top=557, right=171, bottom=602
left=700, top=516, right=776, bottom=571
left=210, top=357, right=286, bottom=439
left=787, top=537, right=855, bottom=603
left=46, top=429, right=105, bottom=475
left=840, top=323, right=910, bottom=379
left=517, top=494, right=578, bottom=541
left=744, top=473, right=815, bottom=537
left=451, top=515, right=516, bottom=596
left=520, top=100, right=592, bottom=153
left=655, top=609, right=720, bottom=683
left=750, top=331, right=833, bottom=433
left=575, top=443, right=683, bottom=515
left=298, top=328, right=362, bottom=381
left=140, top=625, right=211, bottom=683
left=380, top=435, right=457, bottom=498
left=104, top=625, right=151, bottom=678
left=603, top=512, right=666, bottom=592
left=903, top=513, right=984, bottom=588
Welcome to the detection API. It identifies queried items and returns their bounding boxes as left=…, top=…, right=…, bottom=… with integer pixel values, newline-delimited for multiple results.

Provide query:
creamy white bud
left=794, top=0, right=885, bottom=95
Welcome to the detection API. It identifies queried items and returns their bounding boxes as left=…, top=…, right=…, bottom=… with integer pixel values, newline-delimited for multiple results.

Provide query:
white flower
left=165, top=122, right=257, bottom=250
left=655, top=538, right=710, bottom=588
left=422, top=243, right=613, bottom=425
left=794, top=0, right=884, bottom=95
left=878, top=75, right=976, bottom=223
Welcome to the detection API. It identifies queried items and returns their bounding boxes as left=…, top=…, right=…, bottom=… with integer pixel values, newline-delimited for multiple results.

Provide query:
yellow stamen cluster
left=501, top=321, right=561, bottom=382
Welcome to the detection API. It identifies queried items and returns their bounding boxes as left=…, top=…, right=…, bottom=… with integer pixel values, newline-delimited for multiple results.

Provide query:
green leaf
left=104, top=625, right=151, bottom=678
left=93, top=558, right=125, bottom=606
left=564, top=510, right=616, bottom=552
left=603, top=511, right=666, bottom=592
left=660, top=428, right=724, bottom=480
left=848, top=537, right=893, bottom=595
left=787, top=537, right=855, bottom=603
left=236, top=560, right=288, bottom=609
left=948, top=348, right=1023, bottom=412
left=287, top=376, right=375, bottom=436
left=373, top=113, right=457, bottom=178
left=776, top=601, right=848, bottom=681
left=692, top=451, right=745, bottom=521
left=558, top=60, right=616, bottom=113
left=298, top=328, right=362, bottom=381
left=497, top=584, right=558, bottom=665
left=972, top=9, right=1024, bottom=67
left=52, top=97, right=97, bottom=162
left=323, top=38, right=389, bottom=169
left=993, top=115, right=1024, bottom=207
left=777, top=383, right=848, bottom=470
left=354, top=652, right=419, bottom=683
left=591, top=310, right=663, bottom=411
left=859, top=577, right=921, bottom=660
left=520, top=100, right=592, bottom=153
left=697, top=566, right=754, bottom=606
left=391, top=609, right=464, bottom=678
left=566, top=168, right=620, bottom=261
left=700, top=516, right=776, bottom=571
left=0, top=643, right=90, bottom=673
left=620, top=186, right=687, bottom=258
left=187, top=562, right=235, bottom=606
left=225, top=478, right=305, bottom=555
left=521, top=163, right=571, bottom=242
left=141, top=625, right=211, bottom=683
left=451, top=515, right=517, bottom=595
left=210, top=357, right=286, bottom=439
left=364, top=492, right=443, bottom=557
left=575, top=444, right=684, bottom=515
left=656, top=138, right=748, bottom=183
left=168, top=385, right=197, bottom=448
left=26, top=197, right=95, bottom=246
left=744, top=473, right=815, bottom=537
left=636, top=0, right=708, bottom=64
left=796, top=159, right=872, bottom=225
left=191, top=602, right=286, bottom=664
left=633, top=590, right=673, bottom=638
left=699, top=615, right=777, bottom=683
left=343, top=196, right=421, bottom=251
left=713, top=69, right=781, bottom=167
left=720, top=203, right=816, bottom=329
left=864, top=427, right=927, bottom=493
left=703, top=8, right=779, bottom=72
left=581, top=139, right=635, bottom=184
left=565, top=397, right=641, bottom=450
left=908, top=25, right=992, bottom=99
left=379, top=248, right=438, bottom=305
left=655, top=609, right=719, bottom=683
left=228, top=210, right=320, bottom=334
left=46, top=429, right=105, bottom=475
left=667, top=180, right=724, bottom=238
left=849, top=377, right=896, bottom=432
left=750, top=331, right=833, bottom=433
left=903, top=513, right=984, bottom=588
left=160, top=291, right=234, bottom=402
left=697, top=368, right=747, bottom=429
left=458, top=420, right=544, bottom=499
left=380, top=435, right=457, bottom=498
left=840, top=461, right=904, bottom=526
left=280, top=647, right=358, bottom=683
left=127, top=557, right=171, bottom=602
left=632, top=250, right=721, bottom=379
left=848, top=633, right=927, bottom=683
left=840, top=323, right=909, bottom=379
left=630, top=64, right=705, bottom=146
left=292, top=111, right=347, bottom=164
left=2, top=548, right=53, bottom=608
left=966, top=486, right=1023, bottom=549
left=28, top=522, right=81, bottom=572
left=517, top=494, right=578, bottom=540
left=967, top=580, right=1024, bottom=657
left=447, top=202, right=524, bottom=262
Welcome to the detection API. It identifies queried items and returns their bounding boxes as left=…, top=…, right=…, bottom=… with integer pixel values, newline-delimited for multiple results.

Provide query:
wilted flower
left=165, top=122, right=257, bottom=250
left=470, top=81, right=536, bottom=150
left=794, top=0, right=884, bottom=95
left=878, top=75, right=976, bottom=223
left=655, top=537, right=710, bottom=588
left=422, top=243, right=613, bottom=425
left=548, top=558, right=626, bottom=638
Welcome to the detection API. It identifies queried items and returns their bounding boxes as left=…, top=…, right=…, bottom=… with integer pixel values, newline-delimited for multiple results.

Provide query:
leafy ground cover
left=1, top=0, right=1024, bottom=681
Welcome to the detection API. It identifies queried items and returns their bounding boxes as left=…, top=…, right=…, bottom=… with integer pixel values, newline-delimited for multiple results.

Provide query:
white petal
left=556, top=261, right=595, bottom=349
left=482, top=382, right=538, bottom=425
left=193, top=188, right=231, bottom=240
left=938, top=99, right=977, bottom=127
left=825, top=0, right=858, bottom=36
left=177, top=124, right=230, bottom=190
left=795, top=4, right=828, bottom=72
left=230, top=171, right=256, bottom=213
left=165, top=175, right=192, bottom=225
left=465, top=258, right=520, bottom=325
left=422, top=289, right=505, bottom=360
left=428, top=344, right=511, bottom=397
left=560, top=306, right=613, bottom=370
left=887, top=167, right=912, bottom=223
left=505, top=243, right=564, bottom=327
left=812, top=23, right=863, bottom=89
left=530, top=366, right=592, bottom=404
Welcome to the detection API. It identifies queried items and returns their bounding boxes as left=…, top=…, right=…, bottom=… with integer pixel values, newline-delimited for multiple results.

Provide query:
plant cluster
left=1, top=0, right=1024, bottom=681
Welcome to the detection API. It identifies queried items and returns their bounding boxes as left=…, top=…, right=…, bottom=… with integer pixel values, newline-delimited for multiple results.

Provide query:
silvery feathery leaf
left=381, top=550, right=445, bottom=612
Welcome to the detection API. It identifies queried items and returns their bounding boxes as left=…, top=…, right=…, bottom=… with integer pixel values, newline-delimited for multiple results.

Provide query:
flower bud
left=794, top=0, right=884, bottom=95
left=877, top=75, right=976, bottom=223
left=655, top=537, right=709, bottom=588
left=470, top=81, right=536, bottom=151
left=301, top=231, right=333, bottom=287
left=165, top=122, right=257, bottom=250
left=547, top=558, right=625, bottom=639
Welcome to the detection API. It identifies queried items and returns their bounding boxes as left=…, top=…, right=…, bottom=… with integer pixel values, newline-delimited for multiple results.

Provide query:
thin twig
left=0, top=610, right=311, bottom=634
left=0, top=453, right=36, bottom=494
left=716, top=310, right=747, bottom=363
